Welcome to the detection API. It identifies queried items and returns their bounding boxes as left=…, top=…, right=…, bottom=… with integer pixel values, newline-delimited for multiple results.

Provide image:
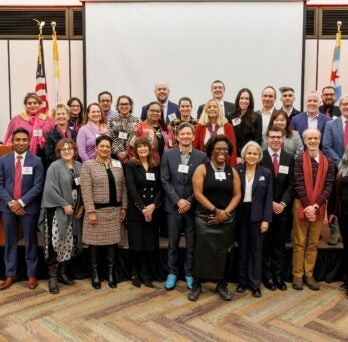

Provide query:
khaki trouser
left=292, top=199, right=323, bottom=278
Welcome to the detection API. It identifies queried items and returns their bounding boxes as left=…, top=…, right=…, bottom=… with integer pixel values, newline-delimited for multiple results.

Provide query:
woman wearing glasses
left=108, top=95, right=140, bottom=163
left=67, top=97, right=84, bottom=132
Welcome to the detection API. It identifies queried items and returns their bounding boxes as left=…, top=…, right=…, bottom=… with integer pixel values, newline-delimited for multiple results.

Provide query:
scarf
left=206, top=123, right=219, bottom=139
left=56, top=125, right=72, bottom=139
left=86, top=121, right=109, bottom=136
left=28, top=114, right=47, bottom=155
left=298, top=150, right=328, bottom=220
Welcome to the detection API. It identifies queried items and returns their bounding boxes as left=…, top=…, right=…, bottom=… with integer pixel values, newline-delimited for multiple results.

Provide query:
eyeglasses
left=119, top=103, right=130, bottom=106
left=268, top=136, right=282, bottom=140
left=70, top=104, right=81, bottom=108
left=323, top=93, right=335, bottom=97
left=61, top=148, right=73, bottom=152
left=149, top=109, right=161, bottom=113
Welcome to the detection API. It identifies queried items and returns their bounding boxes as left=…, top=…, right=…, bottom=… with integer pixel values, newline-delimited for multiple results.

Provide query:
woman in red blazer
left=193, top=98, right=237, bottom=166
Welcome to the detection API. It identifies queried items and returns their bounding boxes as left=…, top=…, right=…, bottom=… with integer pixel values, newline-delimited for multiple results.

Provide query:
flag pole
left=51, top=21, right=61, bottom=107
left=330, top=20, right=342, bottom=105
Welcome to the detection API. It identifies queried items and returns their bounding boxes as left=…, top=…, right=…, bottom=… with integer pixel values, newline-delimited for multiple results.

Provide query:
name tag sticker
left=146, top=172, right=155, bottom=181
left=168, top=139, right=173, bottom=148
left=168, top=113, right=177, bottom=122
left=259, top=176, right=265, bottom=181
left=215, top=171, right=226, bottom=181
left=232, top=118, right=241, bottom=126
left=112, top=160, right=122, bottom=168
left=74, top=177, right=81, bottom=186
left=33, top=129, right=42, bottom=137
left=178, top=164, right=189, bottom=173
left=118, top=131, right=128, bottom=140
left=22, top=167, right=33, bottom=175
left=279, top=165, right=289, bottom=174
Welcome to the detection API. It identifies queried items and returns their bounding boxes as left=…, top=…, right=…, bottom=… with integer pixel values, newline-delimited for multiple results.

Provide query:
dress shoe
left=48, top=278, right=59, bottom=294
left=339, top=283, right=348, bottom=291
left=292, top=277, right=303, bottom=290
left=304, top=276, right=319, bottom=291
left=28, top=277, right=38, bottom=289
left=275, top=277, right=287, bottom=291
left=236, top=284, right=247, bottom=293
left=0, top=276, right=18, bottom=290
left=131, top=276, right=141, bottom=288
left=264, top=279, right=276, bottom=291
left=252, top=288, right=261, bottom=298
left=164, top=274, right=177, bottom=290
left=188, top=279, right=201, bottom=301
left=142, top=276, right=154, bottom=288
left=215, top=281, right=232, bottom=301
left=185, top=276, right=193, bottom=290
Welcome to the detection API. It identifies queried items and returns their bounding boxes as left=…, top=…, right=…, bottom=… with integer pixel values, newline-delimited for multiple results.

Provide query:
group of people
left=0, top=80, right=347, bottom=302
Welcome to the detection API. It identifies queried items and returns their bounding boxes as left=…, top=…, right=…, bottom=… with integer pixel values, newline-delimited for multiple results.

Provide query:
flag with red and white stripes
left=35, top=33, right=49, bottom=114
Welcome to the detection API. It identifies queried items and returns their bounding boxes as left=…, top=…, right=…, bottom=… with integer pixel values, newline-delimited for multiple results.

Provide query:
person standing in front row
left=0, top=128, right=44, bottom=290
left=292, top=128, right=335, bottom=291
left=161, top=122, right=207, bottom=291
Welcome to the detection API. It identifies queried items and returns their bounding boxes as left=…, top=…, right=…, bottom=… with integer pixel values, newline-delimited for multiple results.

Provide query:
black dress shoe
left=131, top=276, right=141, bottom=288
left=215, top=281, right=232, bottom=301
left=252, top=288, right=261, bottom=298
left=236, top=284, right=247, bottom=293
left=275, top=277, right=287, bottom=291
left=264, top=279, right=276, bottom=291
left=142, top=276, right=154, bottom=288
left=188, top=280, right=201, bottom=301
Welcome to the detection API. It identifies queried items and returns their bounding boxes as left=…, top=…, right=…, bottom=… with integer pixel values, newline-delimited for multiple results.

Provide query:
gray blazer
left=160, top=147, right=207, bottom=214
left=283, top=130, right=304, bottom=159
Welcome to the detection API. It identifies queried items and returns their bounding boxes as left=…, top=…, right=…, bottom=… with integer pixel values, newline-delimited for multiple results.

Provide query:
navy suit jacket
left=323, top=118, right=345, bottom=166
left=260, top=150, right=295, bottom=208
left=140, top=100, right=180, bottom=124
left=197, top=101, right=235, bottom=119
left=290, top=111, right=330, bottom=146
left=0, top=151, right=44, bottom=214
left=160, top=147, right=207, bottom=213
left=236, top=164, right=273, bottom=223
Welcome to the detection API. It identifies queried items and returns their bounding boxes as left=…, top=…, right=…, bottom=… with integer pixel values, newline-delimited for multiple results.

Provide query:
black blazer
left=236, top=163, right=273, bottom=223
left=160, top=147, right=207, bottom=214
left=197, top=101, right=235, bottom=119
left=260, top=149, right=295, bottom=209
left=289, top=108, right=300, bottom=121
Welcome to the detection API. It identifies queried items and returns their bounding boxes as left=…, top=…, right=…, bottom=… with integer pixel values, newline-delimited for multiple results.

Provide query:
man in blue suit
left=161, top=122, right=207, bottom=290
left=0, top=128, right=44, bottom=290
left=291, top=91, right=330, bottom=147
left=140, top=81, right=179, bottom=124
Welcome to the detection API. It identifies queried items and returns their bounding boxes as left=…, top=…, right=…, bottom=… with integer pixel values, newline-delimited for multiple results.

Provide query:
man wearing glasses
left=98, top=90, right=117, bottom=123
left=319, top=86, right=341, bottom=119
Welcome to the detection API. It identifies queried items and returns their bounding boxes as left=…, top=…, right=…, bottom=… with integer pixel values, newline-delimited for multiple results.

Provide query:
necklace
left=210, top=161, right=225, bottom=172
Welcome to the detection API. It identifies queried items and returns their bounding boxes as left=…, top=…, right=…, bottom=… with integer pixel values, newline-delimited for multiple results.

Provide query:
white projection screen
left=84, top=1, right=305, bottom=115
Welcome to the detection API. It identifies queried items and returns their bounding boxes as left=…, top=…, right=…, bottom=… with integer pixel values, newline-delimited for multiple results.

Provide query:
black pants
left=338, top=214, right=348, bottom=281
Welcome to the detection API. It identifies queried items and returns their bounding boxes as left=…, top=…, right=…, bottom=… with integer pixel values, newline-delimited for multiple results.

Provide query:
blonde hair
left=198, top=98, right=227, bottom=126
left=51, top=103, right=70, bottom=118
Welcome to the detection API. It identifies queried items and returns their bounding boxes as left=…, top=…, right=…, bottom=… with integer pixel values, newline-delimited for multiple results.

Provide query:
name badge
left=178, top=164, right=189, bottom=173
left=168, top=113, right=177, bottom=122
left=168, top=139, right=173, bottom=148
left=333, top=116, right=339, bottom=120
left=146, top=172, right=155, bottom=181
left=259, top=175, right=265, bottom=181
left=74, top=177, right=80, bottom=186
left=33, top=129, right=42, bottom=137
left=232, top=118, right=241, bottom=126
left=118, top=131, right=128, bottom=140
left=112, top=160, right=122, bottom=168
left=22, top=166, right=33, bottom=175
left=215, top=171, right=226, bottom=181
left=279, top=165, right=289, bottom=174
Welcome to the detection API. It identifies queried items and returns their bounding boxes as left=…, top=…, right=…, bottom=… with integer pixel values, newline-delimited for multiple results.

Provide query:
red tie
left=13, top=155, right=22, bottom=200
left=326, top=108, right=331, bottom=118
left=273, top=153, right=279, bottom=177
left=344, top=120, right=348, bottom=149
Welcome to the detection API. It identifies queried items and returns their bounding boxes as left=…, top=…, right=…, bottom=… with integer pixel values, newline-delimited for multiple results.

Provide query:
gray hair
left=240, top=141, right=263, bottom=162
left=302, top=128, right=321, bottom=140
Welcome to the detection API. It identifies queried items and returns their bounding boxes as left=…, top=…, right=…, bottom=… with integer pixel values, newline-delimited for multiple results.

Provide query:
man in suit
left=140, top=81, right=180, bottom=124
left=279, top=86, right=300, bottom=121
left=322, top=95, right=348, bottom=245
left=98, top=90, right=117, bottom=123
left=160, top=122, right=207, bottom=290
left=196, top=80, right=235, bottom=119
left=291, top=91, right=330, bottom=147
left=0, top=128, right=44, bottom=290
left=261, top=125, right=295, bottom=291
left=292, top=128, right=335, bottom=291
left=319, top=86, right=341, bottom=118
left=257, top=85, right=277, bottom=148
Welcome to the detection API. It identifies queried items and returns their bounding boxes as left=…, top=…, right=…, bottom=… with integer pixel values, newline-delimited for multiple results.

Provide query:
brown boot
left=304, top=276, right=319, bottom=291
left=292, top=277, right=303, bottom=290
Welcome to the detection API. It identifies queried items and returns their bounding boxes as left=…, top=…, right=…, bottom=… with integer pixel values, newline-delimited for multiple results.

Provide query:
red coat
left=193, top=123, right=237, bottom=166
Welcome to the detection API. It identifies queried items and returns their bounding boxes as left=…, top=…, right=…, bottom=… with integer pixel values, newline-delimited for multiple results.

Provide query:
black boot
left=130, top=251, right=141, bottom=288
left=140, top=252, right=154, bottom=288
left=90, top=246, right=101, bottom=289
left=188, top=279, right=201, bottom=301
left=106, top=245, right=117, bottom=288
left=58, top=261, right=75, bottom=286
left=48, top=263, right=59, bottom=294
left=216, top=280, right=232, bottom=301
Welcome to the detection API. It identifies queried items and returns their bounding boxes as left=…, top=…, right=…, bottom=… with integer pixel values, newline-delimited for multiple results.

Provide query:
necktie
left=344, top=120, right=348, bottom=149
left=273, top=153, right=279, bottom=177
left=326, top=108, right=331, bottom=118
left=13, top=155, right=22, bottom=200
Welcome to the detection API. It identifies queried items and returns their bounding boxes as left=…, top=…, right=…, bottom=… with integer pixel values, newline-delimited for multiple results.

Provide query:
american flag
left=35, top=32, right=49, bottom=114
left=330, top=22, right=342, bottom=104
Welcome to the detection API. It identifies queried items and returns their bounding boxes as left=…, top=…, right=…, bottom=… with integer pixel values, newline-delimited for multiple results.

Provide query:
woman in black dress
left=189, top=135, right=241, bottom=301
left=125, top=137, right=162, bottom=288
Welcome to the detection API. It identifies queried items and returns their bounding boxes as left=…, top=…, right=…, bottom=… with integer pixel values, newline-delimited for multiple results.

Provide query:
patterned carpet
left=0, top=278, right=347, bottom=341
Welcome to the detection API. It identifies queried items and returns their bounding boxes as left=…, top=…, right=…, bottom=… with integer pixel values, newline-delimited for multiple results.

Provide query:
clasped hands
left=142, top=204, right=155, bottom=222
left=8, top=200, right=25, bottom=216
left=208, top=209, right=229, bottom=225
left=303, top=205, right=317, bottom=222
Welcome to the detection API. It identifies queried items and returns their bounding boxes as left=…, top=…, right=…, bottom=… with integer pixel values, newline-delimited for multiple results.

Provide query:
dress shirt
left=307, top=112, right=319, bottom=129
left=243, top=176, right=253, bottom=202
left=180, top=148, right=192, bottom=165
left=14, top=151, right=27, bottom=207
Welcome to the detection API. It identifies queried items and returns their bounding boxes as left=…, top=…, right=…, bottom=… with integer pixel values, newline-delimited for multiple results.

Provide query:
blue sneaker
left=185, top=276, right=194, bottom=290
left=164, top=274, right=177, bottom=290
